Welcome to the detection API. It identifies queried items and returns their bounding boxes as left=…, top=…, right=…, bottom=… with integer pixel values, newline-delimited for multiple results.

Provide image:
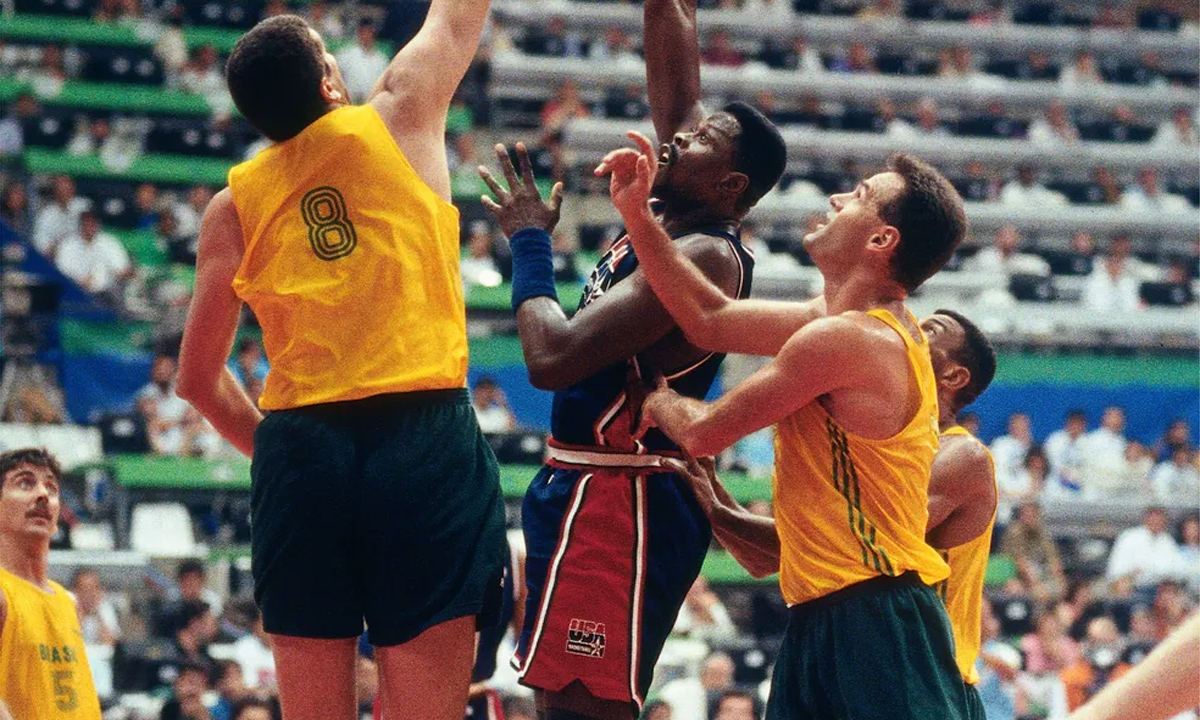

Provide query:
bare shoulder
left=674, top=232, right=740, bottom=271
left=941, top=434, right=997, bottom=495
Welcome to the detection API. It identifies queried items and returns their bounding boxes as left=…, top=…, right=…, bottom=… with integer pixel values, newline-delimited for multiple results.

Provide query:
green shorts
left=766, top=572, right=969, bottom=720
left=250, top=389, right=506, bottom=647
left=964, top=681, right=985, bottom=720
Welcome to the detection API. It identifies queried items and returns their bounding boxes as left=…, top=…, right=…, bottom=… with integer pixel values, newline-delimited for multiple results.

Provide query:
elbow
left=175, top=365, right=212, bottom=407
left=525, top=358, right=571, bottom=392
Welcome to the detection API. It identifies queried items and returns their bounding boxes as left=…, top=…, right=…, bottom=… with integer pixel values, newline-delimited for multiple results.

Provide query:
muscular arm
left=517, top=235, right=740, bottom=390
left=926, top=436, right=997, bottom=550
left=644, top=0, right=706, bottom=141
left=645, top=315, right=876, bottom=457
left=671, top=458, right=780, bottom=578
left=368, top=0, right=490, bottom=199
left=623, top=204, right=827, bottom=355
left=176, top=190, right=262, bottom=456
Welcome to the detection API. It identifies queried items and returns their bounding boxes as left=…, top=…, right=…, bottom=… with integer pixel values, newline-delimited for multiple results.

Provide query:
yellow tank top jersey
left=0, top=567, right=102, bottom=719
left=228, top=104, right=467, bottom=410
left=932, top=425, right=997, bottom=685
left=773, top=308, right=950, bottom=606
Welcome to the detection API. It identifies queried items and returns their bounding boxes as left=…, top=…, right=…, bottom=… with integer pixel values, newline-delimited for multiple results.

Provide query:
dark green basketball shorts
left=766, top=572, right=970, bottom=720
left=249, top=388, right=506, bottom=647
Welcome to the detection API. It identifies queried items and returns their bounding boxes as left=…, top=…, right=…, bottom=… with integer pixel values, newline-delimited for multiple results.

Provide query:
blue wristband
left=510, top=227, right=558, bottom=312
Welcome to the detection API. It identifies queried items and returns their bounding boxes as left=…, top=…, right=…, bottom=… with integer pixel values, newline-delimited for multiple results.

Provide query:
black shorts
left=766, top=572, right=969, bottom=720
left=250, top=389, right=506, bottom=647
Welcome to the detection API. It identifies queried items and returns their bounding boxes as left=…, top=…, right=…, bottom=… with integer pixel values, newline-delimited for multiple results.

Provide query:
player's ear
left=319, top=77, right=343, bottom=104
left=943, top=364, right=970, bottom=394
left=720, top=171, right=749, bottom=199
left=869, top=225, right=900, bottom=251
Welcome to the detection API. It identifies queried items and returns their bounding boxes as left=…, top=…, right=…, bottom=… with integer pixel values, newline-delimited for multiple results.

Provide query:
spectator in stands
left=992, top=411, right=1034, bottom=488
left=181, top=44, right=232, bottom=119
left=660, top=651, right=736, bottom=720
left=1148, top=579, right=1193, bottom=639
left=231, top=699, right=274, bottom=720
left=232, top=604, right=276, bottom=690
left=763, top=35, right=822, bottom=73
left=335, top=19, right=390, bottom=104
left=641, top=701, right=672, bottom=720
left=1089, top=166, right=1124, bottom=205
left=155, top=15, right=189, bottom=87
left=1093, top=2, right=1132, bottom=28
left=830, top=41, right=875, bottom=73
left=173, top=600, right=219, bottom=672
left=1152, top=446, right=1198, bottom=503
left=952, top=159, right=996, bottom=202
left=1028, top=101, right=1079, bottom=147
left=977, top=599, right=1021, bottom=720
left=673, top=575, right=738, bottom=645
left=1082, top=236, right=1142, bottom=314
left=32, top=174, right=89, bottom=256
left=712, top=689, right=760, bottom=720
left=173, top=185, right=215, bottom=243
left=857, top=0, right=902, bottom=20
left=540, top=80, right=590, bottom=133
left=133, top=182, right=160, bottom=230
left=1003, top=501, right=1068, bottom=602
left=1059, top=50, right=1103, bottom=87
left=1045, top=409, right=1088, bottom=494
left=966, top=224, right=1052, bottom=281
left=138, top=353, right=208, bottom=456
left=1060, top=615, right=1130, bottom=712
left=1124, top=441, right=1155, bottom=490
left=0, top=93, right=38, bottom=160
left=1020, top=50, right=1057, bottom=81
left=1080, top=406, right=1130, bottom=489
left=522, top=15, right=584, bottom=59
left=212, top=659, right=250, bottom=720
left=1153, top=107, right=1199, bottom=147
left=93, top=0, right=139, bottom=24
left=53, top=210, right=133, bottom=304
left=938, top=45, right=993, bottom=86
left=73, top=567, right=120, bottom=699
left=470, top=376, right=517, bottom=433
left=589, top=25, right=639, bottom=66
left=0, top=182, right=30, bottom=236
left=1021, top=609, right=1081, bottom=675
left=887, top=97, right=948, bottom=138
left=302, top=0, right=346, bottom=42
left=24, top=44, right=67, bottom=97
left=461, top=221, right=501, bottom=287
left=1120, top=166, right=1193, bottom=213
left=228, top=338, right=268, bottom=400
left=159, top=661, right=214, bottom=720
left=999, top=165, right=1069, bottom=207
left=450, top=133, right=487, bottom=199
left=1106, top=507, right=1183, bottom=598
left=1175, top=514, right=1199, bottom=593
left=702, top=30, right=746, bottom=67
left=1156, top=418, right=1192, bottom=461
left=1065, top=230, right=1097, bottom=272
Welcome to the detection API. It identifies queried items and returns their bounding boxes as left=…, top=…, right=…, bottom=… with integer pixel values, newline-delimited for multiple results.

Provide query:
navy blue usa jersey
left=549, top=220, right=754, bottom=452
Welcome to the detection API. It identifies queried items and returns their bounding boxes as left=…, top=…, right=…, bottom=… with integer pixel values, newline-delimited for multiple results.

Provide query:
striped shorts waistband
left=546, top=444, right=680, bottom=470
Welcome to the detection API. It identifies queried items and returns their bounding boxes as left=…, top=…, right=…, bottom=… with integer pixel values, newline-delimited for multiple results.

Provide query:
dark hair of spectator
left=177, top=600, right=212, bottom=632
left=1067, top=408, right=1088, bottom=422
left=71, top=567, right=100, bottom=586
left=1175, top=512, right=1200, bottom=545
left=227, top=15, right=329, bottom=142
left=933, top=308, right=996, bottom=407
left=177, top=660, right=212, bottom=682
left=178, top=558, right=206, bottom=579
left=232, top=698, right=277, bottom=720
left=0, top=448, right=62, bottom=497
left=879, top=153, right=967, bottom=291
left=721, top=102, right=788, bottom=210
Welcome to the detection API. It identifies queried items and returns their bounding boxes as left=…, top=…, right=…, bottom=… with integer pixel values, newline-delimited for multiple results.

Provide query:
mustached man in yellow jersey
left=601, top=140, right=970, bottom=717
left=664, top=308, right=1000, bottom=720
left=175, top=7, right=505, bottom=720
left=0, top=449, right=102, bottom=720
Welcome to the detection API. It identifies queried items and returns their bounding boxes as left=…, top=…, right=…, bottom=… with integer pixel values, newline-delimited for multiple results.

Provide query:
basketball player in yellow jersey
left=0, top=449, right=101, bottom=720
left=175, top=9, right=505, bottom=720
left=602, top=141, right=970, bottom=717
left=665, top=309, right=999, bottom=720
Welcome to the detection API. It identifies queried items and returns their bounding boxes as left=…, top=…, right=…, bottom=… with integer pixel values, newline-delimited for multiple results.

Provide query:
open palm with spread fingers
left=595, top=131, right=659, bottom=219
left=478, top=142, right=564, bottom=237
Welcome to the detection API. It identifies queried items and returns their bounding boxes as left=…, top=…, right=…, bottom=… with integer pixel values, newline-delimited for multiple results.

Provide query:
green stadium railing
left=1, top=78, right=215, bottom=115
left=24, top=147, right=236, bottom=185
left=104, top=453, right=776, bottom=584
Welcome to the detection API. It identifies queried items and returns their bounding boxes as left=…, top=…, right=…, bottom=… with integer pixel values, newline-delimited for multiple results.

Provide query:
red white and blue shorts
left=511, top=444, right=712, bottom=708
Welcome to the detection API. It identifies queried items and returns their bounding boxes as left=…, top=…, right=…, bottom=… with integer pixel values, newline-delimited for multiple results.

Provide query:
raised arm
left=368, top=0, right=491, bottom=196
left=926, top=435, right=997, bottom=550
left=644, top=315, right=875, bottom=457
left=176, top=190, right=263, bottom=456
left=602, top=133, right=826, bottom=356
left=644, top=0, right=706, bottom=142
left=480, top=144, right=742, bottom=390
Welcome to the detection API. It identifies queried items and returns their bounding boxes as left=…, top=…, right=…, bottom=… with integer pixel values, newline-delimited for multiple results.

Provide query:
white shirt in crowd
left=1081, top=427, right=1128, bottom=475
left=32, top=197, right=90, bottom=255
left=138, top=381, right=192, bottom=455
left=1082, top=265, right=1141, bottom=314
left=55, top=230, right=131, bottom=294
left=998, top=181, right=1069, bottom=208
left=1119, top=187, right=1193, bottom=214
left=1106, top=525, right=1183, bottom=587
left=1152, top=459, right=1200, bottom=503
left=1043, top=430, right=1085, bottom=491
left=335, top=43, right=390, bottom=103
left=990, top=433, right=1032, bottom=493
left=965, top=247, right=1051, bottom=278
left=473, top=404, right=515, bottom=434
left=232, top=632, right=277, bottom=690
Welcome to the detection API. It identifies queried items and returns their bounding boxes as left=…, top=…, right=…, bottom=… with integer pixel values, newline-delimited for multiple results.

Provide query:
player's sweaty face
left=921, top=313, right=966, bottom=380
left=804, top=171, right=901, bottom=253
left=310, top=28, right=351, bottom=104
left=658, top=112, right=740, bottom=198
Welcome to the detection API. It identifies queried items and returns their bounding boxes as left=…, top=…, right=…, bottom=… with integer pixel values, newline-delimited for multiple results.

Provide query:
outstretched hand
left=595, top=131, right=658, bottom=219
left=664, top=455, right=720, bottom=517
left=479, top=142, right=564, bottom=238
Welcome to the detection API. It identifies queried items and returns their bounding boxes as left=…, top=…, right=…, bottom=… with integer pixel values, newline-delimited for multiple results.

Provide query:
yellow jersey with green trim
left=228, top=104, right=466, bottom=410
left=0, top=567, right=102, bottom=719
left=773, top=308, right=949, bottom=606
left=932, top=425, right=997, bottom=685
